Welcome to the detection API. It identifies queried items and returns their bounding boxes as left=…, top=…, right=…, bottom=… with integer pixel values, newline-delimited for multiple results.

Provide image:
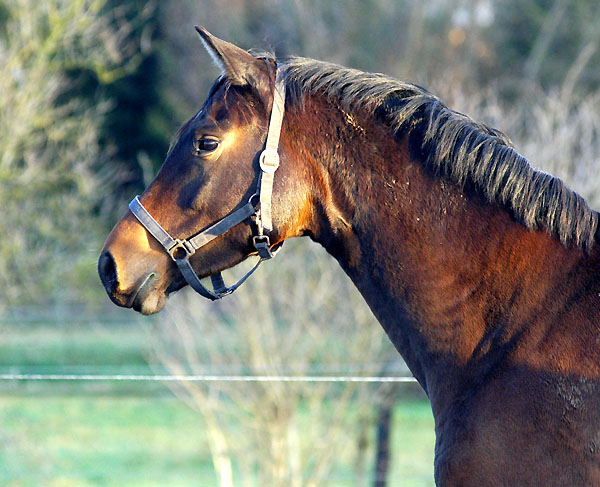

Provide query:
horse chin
left=130, top=275, right=169, bottom=315
left=133, top=291, right=168, bottom=315
left=132, top=276, right=186, bottom=315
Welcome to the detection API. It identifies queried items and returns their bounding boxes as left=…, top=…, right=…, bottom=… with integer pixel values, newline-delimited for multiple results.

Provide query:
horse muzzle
left=98, top=212, right=174, bottom=315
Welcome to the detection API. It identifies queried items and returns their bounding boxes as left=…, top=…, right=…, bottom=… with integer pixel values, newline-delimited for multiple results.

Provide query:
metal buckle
left=253, top=235, right=273, bottom=259
left=248, top=193, right=261, bottom=209
left=259, top=148, right=280, bottom=174
left=167, top=239, right=195, bottom=261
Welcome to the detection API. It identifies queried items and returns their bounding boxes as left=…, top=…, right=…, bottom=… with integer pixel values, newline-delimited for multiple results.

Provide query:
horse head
left=98, top=28, right=309, bottom=314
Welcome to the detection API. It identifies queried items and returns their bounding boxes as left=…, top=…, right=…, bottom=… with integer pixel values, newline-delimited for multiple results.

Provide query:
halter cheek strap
left=128, top=65, right=286, bottom=300
left=259, top=67, right=286, bottom=232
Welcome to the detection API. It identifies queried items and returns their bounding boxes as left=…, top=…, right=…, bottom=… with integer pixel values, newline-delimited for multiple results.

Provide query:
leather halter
left=128, top=66, right=286, bottom=300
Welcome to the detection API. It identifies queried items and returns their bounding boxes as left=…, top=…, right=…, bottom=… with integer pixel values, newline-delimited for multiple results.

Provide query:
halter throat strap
left=128, top=65, right=286, bottom=300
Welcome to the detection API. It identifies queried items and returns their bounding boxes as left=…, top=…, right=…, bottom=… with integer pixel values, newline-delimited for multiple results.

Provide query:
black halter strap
left=128, top=66, right=286, bottom=300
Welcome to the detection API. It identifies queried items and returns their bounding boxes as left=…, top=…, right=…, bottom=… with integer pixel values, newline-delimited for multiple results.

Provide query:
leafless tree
left=152, top=239, right=402, bottom=487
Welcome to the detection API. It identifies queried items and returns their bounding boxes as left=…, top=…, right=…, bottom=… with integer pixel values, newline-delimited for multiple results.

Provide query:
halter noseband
left=128, top=67, right=286, bottom=301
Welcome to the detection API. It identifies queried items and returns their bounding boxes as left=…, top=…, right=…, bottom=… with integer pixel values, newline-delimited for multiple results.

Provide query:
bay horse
left=98, top=27, right=600, bottom=486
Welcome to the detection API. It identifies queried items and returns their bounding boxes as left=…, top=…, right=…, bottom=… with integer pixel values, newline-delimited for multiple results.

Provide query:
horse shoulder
left=433, top=366, right=600, bottom=486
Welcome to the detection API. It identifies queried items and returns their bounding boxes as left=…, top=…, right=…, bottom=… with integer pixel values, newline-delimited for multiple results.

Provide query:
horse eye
left=194, top=138, right=219, bottom=154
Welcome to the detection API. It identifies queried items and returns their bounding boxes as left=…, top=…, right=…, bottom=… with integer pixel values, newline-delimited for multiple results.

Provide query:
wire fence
left=0, top=373, right=418, bottom=382
left=0, top=309, right=431, bottom=486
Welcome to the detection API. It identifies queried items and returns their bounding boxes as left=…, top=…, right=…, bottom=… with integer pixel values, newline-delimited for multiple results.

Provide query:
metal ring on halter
left=248, top=193, right=261, bottom=208
left=259, top=148, right=280, bottom=173
left=167, top=239, right=195, bottom=261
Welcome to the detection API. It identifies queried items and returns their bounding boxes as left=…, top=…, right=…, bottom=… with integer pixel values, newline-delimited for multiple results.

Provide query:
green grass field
left=0, top=395, right=215, bottom=487
left=0, top=311, right=435, bottom=486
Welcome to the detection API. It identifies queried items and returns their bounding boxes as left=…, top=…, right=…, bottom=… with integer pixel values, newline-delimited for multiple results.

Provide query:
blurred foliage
left=92, top=0, right=172, bottom=215
left=158, top=0, right=600, bottom=116
left=0, top=0, right=129, bottom=307
left=488, top=0, right=600, bottom=94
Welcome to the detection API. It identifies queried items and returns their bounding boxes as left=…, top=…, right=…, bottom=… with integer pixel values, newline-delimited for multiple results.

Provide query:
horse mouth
left=131, top=273, right=167, bottom=315
left=128, top=271, right=188, bottom=315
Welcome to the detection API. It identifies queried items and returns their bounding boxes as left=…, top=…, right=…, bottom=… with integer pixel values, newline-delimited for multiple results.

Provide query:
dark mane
left=280, top=57, right=598, bottom=250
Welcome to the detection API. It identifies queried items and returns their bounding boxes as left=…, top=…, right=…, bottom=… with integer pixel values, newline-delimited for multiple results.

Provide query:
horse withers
left=98, top=28, right=600, bottom=486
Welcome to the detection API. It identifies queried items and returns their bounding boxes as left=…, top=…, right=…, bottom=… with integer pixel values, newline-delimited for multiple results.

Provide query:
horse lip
left=130, top=272, right=158, bottom=310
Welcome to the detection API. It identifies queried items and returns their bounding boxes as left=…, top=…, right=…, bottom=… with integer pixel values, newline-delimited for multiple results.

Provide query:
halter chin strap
left=128, top=65, right=286, bottom=301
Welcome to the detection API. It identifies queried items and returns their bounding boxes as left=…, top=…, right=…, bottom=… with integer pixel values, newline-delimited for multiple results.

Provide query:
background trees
left=153, top=241, right=403, bottom=487
left=0, top=0, right=149, bottom=307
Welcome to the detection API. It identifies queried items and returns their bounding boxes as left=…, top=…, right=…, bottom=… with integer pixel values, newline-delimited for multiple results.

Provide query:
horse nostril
left=98, top=251, right=118, bottom=291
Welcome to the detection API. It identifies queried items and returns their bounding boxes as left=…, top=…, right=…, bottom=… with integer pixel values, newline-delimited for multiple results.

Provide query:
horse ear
left=195, top=26, right=270, bottom=95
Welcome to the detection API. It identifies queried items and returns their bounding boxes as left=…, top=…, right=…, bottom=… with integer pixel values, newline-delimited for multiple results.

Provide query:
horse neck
left=285, top=94, right=600, bottom=396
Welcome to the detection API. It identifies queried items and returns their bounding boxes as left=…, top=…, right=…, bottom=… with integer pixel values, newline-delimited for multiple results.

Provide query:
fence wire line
left=0, top=373, right=417, bottom=383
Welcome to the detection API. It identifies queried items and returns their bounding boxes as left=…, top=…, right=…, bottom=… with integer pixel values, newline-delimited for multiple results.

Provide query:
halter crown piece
left=128, top=66, right=287, bottom=300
